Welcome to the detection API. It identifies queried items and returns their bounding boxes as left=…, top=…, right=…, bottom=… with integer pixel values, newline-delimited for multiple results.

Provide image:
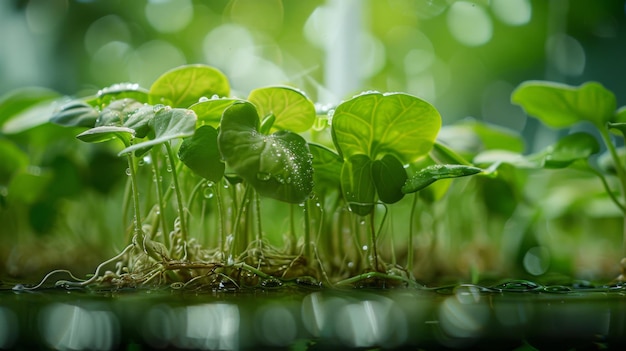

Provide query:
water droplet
left=211, top=94, right=220, bottom=100
left=362, top=245, right=368, bottom=251
left=203, top=187, right=215, bottom=199
left=143, top=155, right=152, bottom=165
left=227, top=255, right=235, bottom=265
left=125, top=168, right=132, bottom=176
left=347, top=262, right=354, bottom=268
left=198, top=96, right=209, bottom=102
left=257, top=172, right=271, bottom=181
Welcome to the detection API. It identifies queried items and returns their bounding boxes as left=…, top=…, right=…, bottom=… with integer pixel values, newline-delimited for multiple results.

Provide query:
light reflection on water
left=1, top=286, right=625, bottom=350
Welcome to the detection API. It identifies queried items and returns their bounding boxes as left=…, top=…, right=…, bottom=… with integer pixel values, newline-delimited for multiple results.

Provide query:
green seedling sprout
left=511, top=80, right=626, bottom=278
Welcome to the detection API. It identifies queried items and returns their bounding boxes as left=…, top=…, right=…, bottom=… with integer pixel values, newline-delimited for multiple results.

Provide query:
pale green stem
left=165, top=142, right=187, bottom=242
left=303, top=201, right=311, bottom=264
left=407, top=193, right=418, bottom=276
left=599, top=127, right=626, bottom=256
left=126, top=154, right=142, bottom=237
left=369, top=212, right=379, bottom=271
left=150, top=148, right=170, bottom=248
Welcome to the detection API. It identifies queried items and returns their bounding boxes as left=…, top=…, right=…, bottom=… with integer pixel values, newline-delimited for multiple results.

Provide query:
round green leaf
left=331, top=92, right=441, bottom=164
left=248, top=86, right=316, bottom=133
left=150, top=64, right=230, bottom=108
left=119, top=107, right=197, bottom=156
left=371, top=154, right=407, bottom=204
left=402, top=164, right=483, bottom=194
left=189, top=98, right=239, bottom=128
left=178, top=125, right=225, bottom=183
left=218, top=101, right=313, bottom=204
left=511, top=81, right=616, bottom=128
left=340, top=154, right=375, bottom=216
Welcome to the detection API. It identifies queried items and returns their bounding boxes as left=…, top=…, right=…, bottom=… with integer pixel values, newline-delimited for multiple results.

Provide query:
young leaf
left=341, top=154, right=375, bottom=216
left=96, top=82, right=150, bottom=104
left=119, top=107, right=197, bottom=155
left=371, top=154, right=407, bottom=204
left=189, top=98, right=239, bottom=128
left=2, top=99, right=62, bottom=134
left=178, top=125, right=225, bottom=183
left=331, top=92, right=441, bottom=164
left=402, top=164, right=483, bottom=194
left=511, top=81, right=616, bottom=128
left=248, top=86, right=316, bottom=133
left=76, top=126, right=135, bottom=148
left=542, top=132, right=600, bottom=168
left=0, top=87, right=60, bottom=126
left=150, top=64, right=230, bottom=108
left=96, top=99, right=155, bottom=138
left=309, top=143, right=343, bottom=193
left=218, top=101, right=314, bottom=204
left=50, top=100, right=99, bottom=128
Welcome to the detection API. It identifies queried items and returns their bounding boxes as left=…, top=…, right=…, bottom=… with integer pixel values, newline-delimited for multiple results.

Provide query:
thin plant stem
left=126, top=154, right=142, bottom=237
left=165, top=142, right=188, bottom=242
left=369, top=212, right=379, bottom=271
left=121, top=173, right=133, bottom=245
left=407, top=193, right=418, bottom=275
left=254, top=191, right=263, bottom=249
left=588, top=166, right=626, bottom=212
left=290, top=204, right=297, bottom=253
left=232, top=184, right=251, bottom=257
left=150, top=148, right=170, bottom=248
left=303, top=201, right=311, bottom=264
left=214, top=180, right=226, bottom=258
left=599, top=127, right=626, bottom=256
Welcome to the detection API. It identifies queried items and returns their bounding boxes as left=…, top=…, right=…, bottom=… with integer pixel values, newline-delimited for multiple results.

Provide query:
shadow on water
left=2, top=279, right=626, bottom=350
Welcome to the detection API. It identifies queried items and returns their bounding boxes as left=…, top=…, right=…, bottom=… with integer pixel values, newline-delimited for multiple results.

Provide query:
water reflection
left=3, top=286, right=626, bottom=349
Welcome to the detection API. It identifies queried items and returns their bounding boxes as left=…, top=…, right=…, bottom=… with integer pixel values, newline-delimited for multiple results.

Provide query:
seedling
left=2, top=64, right=487, bottom=289
left=511, top=81, right=626, bottom=278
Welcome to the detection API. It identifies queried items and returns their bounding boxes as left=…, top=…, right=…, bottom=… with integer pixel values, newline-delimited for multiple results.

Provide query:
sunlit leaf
left=178, top=125, right=225, bottom=183
left=371, top=154, right=407, bottom=204
left=309, top=143, right=342, bottom=193
left=402, top=164, right=482, bottom=194
left=218, top=101, right=313, bottom=203
left=340, top=154, right=375, bottom=216
left=96, top=99, right=154, bottom=138
left=189, top=98, right=239, bottom=128
left=248, top=86, right=316, bottom=133
left=512, top=81, right=616, bottom=128
left=331, top=92, right=441, bottom=164
left=119, top=107, right=197, bottom=155
left=2, top=99, right=64, bottom=134
left=150, top=64, right=230, bottom=108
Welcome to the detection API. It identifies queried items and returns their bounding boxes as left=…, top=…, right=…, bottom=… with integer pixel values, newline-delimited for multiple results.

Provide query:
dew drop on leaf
left=198, top=96, right=209, bottom=103
left=125, top=168, right=131, bottom=176
left=257, top=172, right=271, bottom=181
left=203, top=187, right=215, bottom=199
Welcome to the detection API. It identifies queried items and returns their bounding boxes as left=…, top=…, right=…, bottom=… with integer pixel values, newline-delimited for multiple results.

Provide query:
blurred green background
left=2, top=0, right=626, bottom=282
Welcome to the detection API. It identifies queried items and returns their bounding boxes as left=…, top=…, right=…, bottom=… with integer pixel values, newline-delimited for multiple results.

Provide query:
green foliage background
left=2, top=0, right=626, bottom=283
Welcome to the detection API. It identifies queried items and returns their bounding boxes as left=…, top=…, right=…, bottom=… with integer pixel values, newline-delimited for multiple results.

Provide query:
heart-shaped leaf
left=178, top=125, right=225, bottom=183
left=331, top=92, right=441, bottom=164
left=371, top=154, right=407, bottom=204
left=341, top=154, right=375, bottom=216
left=248, top=86, right=316, bottom=133
left=119, top=107, right=197, bottom=156
left=512, top=81, right=616, bottom=128
left=218, top=101, right=313, bottom=203
left=150, top=64, right=230, bottom=108
left=402, top=164, right=483, bottom=194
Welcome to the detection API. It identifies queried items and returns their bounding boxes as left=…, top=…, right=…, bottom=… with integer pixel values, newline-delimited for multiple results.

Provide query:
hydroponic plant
left=1, top=64, right=484, bottom=290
